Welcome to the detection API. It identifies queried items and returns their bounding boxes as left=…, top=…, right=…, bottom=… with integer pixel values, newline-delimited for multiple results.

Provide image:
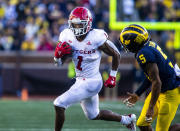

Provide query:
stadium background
left=0, top=0, right=179, bottom=131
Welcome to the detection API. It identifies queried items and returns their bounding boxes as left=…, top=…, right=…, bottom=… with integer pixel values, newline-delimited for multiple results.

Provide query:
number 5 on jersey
left=77, top=56, right=83, bottom=70
left=139, top=54, right=146, bottom=64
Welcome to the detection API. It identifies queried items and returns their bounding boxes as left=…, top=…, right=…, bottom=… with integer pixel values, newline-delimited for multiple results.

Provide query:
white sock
left=120, top=115, right=131, bottom=125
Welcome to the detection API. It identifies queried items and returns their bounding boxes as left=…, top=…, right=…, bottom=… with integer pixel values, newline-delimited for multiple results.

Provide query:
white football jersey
left=59, top=28, right=108, bottom=78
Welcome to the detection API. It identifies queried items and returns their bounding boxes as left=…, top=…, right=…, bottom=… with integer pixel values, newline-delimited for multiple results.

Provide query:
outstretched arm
left=123, top=78, right=151, bottom=108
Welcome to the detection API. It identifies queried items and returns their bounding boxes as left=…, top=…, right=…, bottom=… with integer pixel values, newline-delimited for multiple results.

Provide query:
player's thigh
left=80, top=78, right=103, bottom=119
left=54, top=78, right=102, bottom=109
left=81, top=94, right=99, bottom=120
left=137, top=92, right=159, bottom=126
left=85, top=77, right=103, bottom=93
left=156, top=89, right=180, bottom=131
left=53, top=79, right=90, bottom=108
left=156, top=102, right=179, bottom=131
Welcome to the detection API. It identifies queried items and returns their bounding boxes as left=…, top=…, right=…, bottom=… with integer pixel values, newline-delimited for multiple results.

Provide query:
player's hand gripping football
left=123, top=92, right=139, bottom=108
left=104, top=75, right=116, bottom=88
left=54, top=41, right=72, bottom=58
left=54, top=41, right=72, bottom=66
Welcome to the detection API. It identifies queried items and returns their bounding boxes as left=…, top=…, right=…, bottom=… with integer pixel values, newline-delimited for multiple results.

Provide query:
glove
left=145, top=116, right=152, bottom=123
left=54, top=41, right=72, bottom=58
left=54, top=57, right=62, bottom=67
left=174, top=63, right=180, bottom=77
left=123, top=92, right=139, bottom=108
left=104, top=75, right=116, bottom=88
left=145, top=105, right=154, bottom=123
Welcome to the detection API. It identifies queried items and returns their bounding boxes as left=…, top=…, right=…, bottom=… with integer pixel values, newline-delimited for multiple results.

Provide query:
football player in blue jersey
left=119, top=24, right=180, bottom=131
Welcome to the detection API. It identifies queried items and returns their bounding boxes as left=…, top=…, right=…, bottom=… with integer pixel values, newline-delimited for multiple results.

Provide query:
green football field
left=0, top=99, right=179, bottom=131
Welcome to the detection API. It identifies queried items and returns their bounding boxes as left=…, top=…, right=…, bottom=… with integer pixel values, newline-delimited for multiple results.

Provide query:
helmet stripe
left=123, top=27, right=143, bottom=34
left=129, top=25, right=145, bottom=33
left=121, top=30, right=143, bottom=38
left=119, top=33, right=124, bottom=44
left=122, top=30, right=148, bottom=40
left=129, top=24, right=146, bottom=31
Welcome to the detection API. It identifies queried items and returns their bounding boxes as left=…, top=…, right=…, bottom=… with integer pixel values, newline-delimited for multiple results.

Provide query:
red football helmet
left=68, top=7, right=92, bottom=36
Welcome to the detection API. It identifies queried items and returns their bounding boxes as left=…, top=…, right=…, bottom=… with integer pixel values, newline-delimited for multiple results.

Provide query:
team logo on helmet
left=119, top=24, right=149, bottom=53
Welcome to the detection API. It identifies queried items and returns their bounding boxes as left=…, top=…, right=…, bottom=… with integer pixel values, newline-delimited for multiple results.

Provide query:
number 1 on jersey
left=77, top=56, right=83, bottom=71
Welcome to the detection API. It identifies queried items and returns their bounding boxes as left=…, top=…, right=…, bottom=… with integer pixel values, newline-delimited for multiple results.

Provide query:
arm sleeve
left=135, top=77, right=151, bottom=96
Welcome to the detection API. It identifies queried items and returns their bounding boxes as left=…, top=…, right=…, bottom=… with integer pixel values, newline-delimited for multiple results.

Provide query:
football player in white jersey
left=53, top=7, right=136, bottom=131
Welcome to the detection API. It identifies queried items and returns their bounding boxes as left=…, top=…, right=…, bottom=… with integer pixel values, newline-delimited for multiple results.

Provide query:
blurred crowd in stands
left=0, top=0, right=179, bottom=62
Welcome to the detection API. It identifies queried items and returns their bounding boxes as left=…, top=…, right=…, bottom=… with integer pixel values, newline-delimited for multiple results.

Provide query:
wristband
left=110, top=70, right=117, bottom=77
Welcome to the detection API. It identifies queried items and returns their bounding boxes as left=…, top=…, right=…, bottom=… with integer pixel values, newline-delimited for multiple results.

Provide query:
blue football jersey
left=136, top=41, right=179, bottom=92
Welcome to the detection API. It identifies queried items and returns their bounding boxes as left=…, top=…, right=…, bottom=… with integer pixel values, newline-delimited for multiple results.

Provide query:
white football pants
left=53, top=76, right=103, bottom=119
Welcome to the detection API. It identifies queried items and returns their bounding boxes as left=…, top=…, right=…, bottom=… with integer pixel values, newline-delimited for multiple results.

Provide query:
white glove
left=145, top=116, right=152, bottom=123
left=54, top=57, right=62, bottom=67
left=174, top=64, right=180, bottom=77
left=123, top=98, right=135, bottom=108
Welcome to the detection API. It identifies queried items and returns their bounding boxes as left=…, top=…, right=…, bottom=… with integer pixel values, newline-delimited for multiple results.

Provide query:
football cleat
left=125, top=114, right=136, bottom=131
